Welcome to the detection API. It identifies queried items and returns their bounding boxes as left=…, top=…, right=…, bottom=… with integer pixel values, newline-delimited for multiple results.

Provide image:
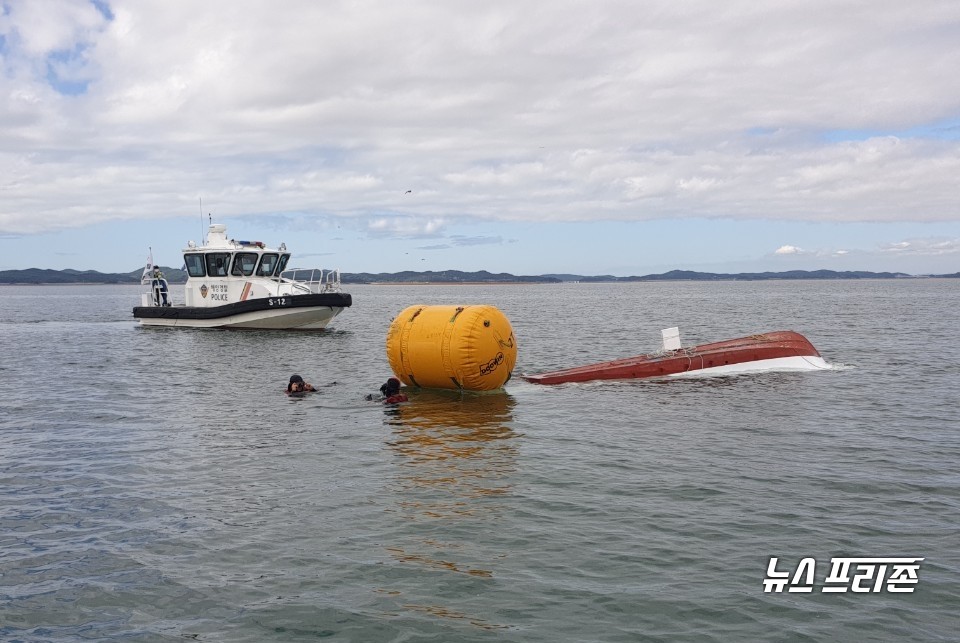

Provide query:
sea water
left=0, top=280, right=958, bottom=642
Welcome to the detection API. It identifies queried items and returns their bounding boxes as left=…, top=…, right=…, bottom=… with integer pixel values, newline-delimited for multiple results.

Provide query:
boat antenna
left=199, top=197, right=204, bottom=243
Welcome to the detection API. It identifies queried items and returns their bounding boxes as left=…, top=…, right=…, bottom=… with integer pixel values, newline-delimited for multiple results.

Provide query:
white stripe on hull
left=137, top=306, right=342, bottom=330
left=667, top=355, right=830, bottom=377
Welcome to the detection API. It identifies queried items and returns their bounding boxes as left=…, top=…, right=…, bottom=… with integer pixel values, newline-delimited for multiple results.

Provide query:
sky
left=1, top=0, right=959, bottom=276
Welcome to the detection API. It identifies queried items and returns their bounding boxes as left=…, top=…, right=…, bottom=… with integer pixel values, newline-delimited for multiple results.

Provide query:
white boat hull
left=137, top=305, right=343, bottom=330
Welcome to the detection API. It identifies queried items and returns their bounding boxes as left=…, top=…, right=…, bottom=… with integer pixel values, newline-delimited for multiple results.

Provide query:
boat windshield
left=276, top=253, right=291, bottom=274
left=184, top=253, right=206, bottom=277
left=232, top=252, right=258, bottom=277
left=206, top=253, right=231, bottom=277
left=257, top=253, right=279, bottom=277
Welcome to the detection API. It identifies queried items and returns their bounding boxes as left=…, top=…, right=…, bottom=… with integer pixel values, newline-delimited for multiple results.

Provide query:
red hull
left=524, top=330, right=821, bottom=385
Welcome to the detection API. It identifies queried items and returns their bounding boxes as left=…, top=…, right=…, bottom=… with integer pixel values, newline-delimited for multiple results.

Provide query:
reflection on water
left=5, top=283, right=959, bottom=641
left=385, top=390, right=518, bottom=514
left=379, top=390, right=517, bottom=631
left=383, top=545, right=494, bottom=578
left=398, top=602, right=510, bottom=631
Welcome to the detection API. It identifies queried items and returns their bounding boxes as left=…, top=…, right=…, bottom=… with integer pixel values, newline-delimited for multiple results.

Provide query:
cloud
left=367, top=216, right=446, bottom=238
left=443, top=163, right=544, bottom=187
left=775, top=245, right=803, bottom=255
left=880, top=238, right=960, bottom=255
left=883, top=241, right=912, bottom=251
left=764, top=236, right=959, bottom=275
left=450, top=235, right=503, bottom=246
left=773, top=244, right=853, bottom=259
left=414, top=235, right=503, bottom=250
left=1, top=1, right=960, bottom=236
left=2, top=0, right=108, bottom=57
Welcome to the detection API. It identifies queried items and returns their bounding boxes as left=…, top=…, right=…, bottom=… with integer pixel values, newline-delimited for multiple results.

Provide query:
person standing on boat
left=151, top=266, right=170, bottom=306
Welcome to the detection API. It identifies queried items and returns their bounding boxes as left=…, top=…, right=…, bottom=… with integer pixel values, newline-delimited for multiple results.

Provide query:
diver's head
left=381, top=377, right=401, bottom=396
left=288, top=374, right=305, bottom=392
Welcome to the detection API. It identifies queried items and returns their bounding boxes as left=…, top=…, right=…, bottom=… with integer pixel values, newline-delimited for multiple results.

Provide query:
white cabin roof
left=183, top=224, right=284, bottom=254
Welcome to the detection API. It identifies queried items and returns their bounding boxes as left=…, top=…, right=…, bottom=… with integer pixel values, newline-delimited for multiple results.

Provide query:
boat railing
left=278, top=268, right=343, bottom=294
left=139, top=278, right=172, bottom=307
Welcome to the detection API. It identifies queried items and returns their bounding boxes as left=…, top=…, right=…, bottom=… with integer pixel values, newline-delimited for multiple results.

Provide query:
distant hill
left=540, top=273, right=618, bottom=282
left=0, top=267, right=187, bottom=284
left=342, top=268, right=943, bottom=283
left=0, top=267, right=954, bottom=285
left=341, top=270, right=558, bottom=284
left=620, top=269, right=915, bottom=281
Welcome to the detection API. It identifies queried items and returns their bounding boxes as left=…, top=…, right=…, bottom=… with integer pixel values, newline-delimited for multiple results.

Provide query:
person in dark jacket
left=286, top=374, right=316, bottom=395
left=151, top=266, right=170, bottom=306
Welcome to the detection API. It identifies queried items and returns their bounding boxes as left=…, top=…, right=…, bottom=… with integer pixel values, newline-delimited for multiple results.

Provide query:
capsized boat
left=524, top=329, right=829, bottom=385
left=133, top=223, right=351, bottom=329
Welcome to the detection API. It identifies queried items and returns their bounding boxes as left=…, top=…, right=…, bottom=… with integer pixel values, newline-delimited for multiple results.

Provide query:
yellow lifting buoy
left=386, top=304, right=518, bottom=391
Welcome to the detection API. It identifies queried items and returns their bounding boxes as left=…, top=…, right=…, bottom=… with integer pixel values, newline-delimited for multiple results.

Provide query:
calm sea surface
left=1, top=281, right=958, bottom=642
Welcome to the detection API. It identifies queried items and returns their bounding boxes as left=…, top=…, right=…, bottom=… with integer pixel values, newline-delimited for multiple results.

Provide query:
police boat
left=133, top=223, right=351, bottom=329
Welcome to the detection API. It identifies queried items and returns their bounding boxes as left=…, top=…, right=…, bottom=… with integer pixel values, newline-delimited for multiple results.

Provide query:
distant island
left=1, top=267, right=957, bottom=285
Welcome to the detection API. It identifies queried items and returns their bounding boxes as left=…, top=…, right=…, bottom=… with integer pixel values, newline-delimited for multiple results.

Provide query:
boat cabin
left=183, top=223, right=289, bottom=281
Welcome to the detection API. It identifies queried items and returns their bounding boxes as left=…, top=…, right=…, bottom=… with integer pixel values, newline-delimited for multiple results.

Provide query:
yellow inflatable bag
left=386, top=305, right=517, bottom=391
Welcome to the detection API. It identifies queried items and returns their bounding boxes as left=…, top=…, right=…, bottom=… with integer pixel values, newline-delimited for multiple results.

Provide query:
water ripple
left=1, top=282, right=958, bottom=641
